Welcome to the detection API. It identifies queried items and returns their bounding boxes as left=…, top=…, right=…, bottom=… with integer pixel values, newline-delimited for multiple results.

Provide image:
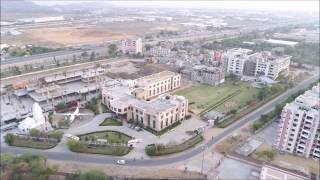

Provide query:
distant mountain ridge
left=1, top=0, right=56, bottom=14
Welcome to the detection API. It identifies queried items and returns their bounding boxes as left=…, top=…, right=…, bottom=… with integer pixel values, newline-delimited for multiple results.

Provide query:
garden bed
left=143, top=121, right=181, bottom=136
left=99, top=118, right=122, bottom=126
left=145, top=134, right=204, bottom=156
left=68, top=140, right=131, bottom=156
left=68, top=131, right=132, bottom=156
left=11, top=138, right=58, bottom=149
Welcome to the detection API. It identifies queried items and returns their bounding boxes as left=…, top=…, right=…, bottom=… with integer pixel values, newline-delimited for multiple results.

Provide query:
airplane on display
left=55, top=107, right=92, bottom=123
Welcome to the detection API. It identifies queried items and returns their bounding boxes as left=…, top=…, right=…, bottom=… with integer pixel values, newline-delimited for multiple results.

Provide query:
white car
left=116, top=159, right=126, bottom=165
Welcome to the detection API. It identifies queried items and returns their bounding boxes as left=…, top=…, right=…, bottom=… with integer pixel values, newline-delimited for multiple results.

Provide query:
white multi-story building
left=273, top=84, right=320, bottom=160
left=223, top=48, right=253, bottom=76
left=224, top=49, right=291, bottom=80
left=121, top=38, right=142, bottom=54
left=101, top=71, right=187, bottom=131
left=249, top=51, right=291, bottom=80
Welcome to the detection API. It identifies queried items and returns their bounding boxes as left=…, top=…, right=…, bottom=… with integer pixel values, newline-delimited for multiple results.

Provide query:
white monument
left=18, top=103, right=46, bottom=133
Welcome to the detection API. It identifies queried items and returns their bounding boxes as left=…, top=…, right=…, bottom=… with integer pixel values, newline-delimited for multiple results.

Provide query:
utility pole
left=201, top=144, right=208, bottom=174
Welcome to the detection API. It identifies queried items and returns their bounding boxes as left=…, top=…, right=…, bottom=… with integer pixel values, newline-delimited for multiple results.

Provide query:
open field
left=175, top=81, right=259, bottom=114
left=24, top=26, right=133, bottom=45
left=2, top=21, right=183, bottom=47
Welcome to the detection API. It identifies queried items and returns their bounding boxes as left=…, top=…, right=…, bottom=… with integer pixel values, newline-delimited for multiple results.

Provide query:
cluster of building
left=223, top=48, right=291, bottom=80
left=102, top=71, right=188, bottom=131
left=273, top=84, right=319, bottom=160
left=1, top=67, right=110, bottom=123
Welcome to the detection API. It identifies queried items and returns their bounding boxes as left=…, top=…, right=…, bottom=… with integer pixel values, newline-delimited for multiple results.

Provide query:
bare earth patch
left=48, top=160, right=205, bottom=179
left=25, top=26, right=134, bottom=45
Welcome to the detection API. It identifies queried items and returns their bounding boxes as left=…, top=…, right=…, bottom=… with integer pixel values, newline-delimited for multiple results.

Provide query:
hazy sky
left=33, top=1, right=319, bottom=12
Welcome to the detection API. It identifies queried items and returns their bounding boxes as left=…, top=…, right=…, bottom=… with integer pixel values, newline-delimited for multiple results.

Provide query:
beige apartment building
left=101, top=71, right=187, bottom=131
left=132, top=71, right=181, bottom=100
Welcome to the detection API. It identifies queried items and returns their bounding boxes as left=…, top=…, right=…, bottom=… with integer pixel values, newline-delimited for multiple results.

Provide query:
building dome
left=32, top=103, right=44, bottom=122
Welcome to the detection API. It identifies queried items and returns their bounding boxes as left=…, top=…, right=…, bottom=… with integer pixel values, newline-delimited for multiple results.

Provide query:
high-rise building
left=121, top=38, right=142, bottom=54
left=273, top=84, right=320, bottom=160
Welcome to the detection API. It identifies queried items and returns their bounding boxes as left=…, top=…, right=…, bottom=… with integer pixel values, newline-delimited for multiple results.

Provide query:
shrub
left=5, top=133, right=16, bottom=145
left=255, top=150, right=275, bottom=161
left=56, top=102, right=66, bottom=111
left=47, top=131, right=64, bottom=140
left=29, top=128, right=40, bottom=137
left=185, top=115, right=192, bottom=120
left=77, top=170, right=110, bottom=180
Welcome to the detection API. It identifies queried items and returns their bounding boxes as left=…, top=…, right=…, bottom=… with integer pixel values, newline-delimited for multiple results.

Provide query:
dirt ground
left=107, top=62, right=177, bottom=79
left=3, top=21, right=184, bottom=47
left=253, top=142, right=319, bottom=175
left=24, top=26, right=133, bottom=45
left=214, top=127, right=251, bottom=154
left=48, top=160, right=206, bottom=179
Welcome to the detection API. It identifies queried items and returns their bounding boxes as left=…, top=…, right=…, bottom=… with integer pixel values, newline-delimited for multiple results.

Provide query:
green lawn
left=175, top=81, right=259, bottom=114
left=79, top=131, right=131, bottom=144
left=99, top=118, right=122, bottom=126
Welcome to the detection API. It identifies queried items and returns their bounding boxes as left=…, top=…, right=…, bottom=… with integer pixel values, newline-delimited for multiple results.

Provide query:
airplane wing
left=78, top=113, right=93, bottom=116
left=54, top=113, right=69, bottom=116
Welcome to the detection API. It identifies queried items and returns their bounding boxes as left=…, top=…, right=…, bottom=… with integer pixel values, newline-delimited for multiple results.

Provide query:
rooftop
left=136, top=70, right=178, bottom=85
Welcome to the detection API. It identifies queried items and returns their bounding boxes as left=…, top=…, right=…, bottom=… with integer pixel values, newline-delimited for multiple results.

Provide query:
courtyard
left=175, top=80, right=260, bottom=115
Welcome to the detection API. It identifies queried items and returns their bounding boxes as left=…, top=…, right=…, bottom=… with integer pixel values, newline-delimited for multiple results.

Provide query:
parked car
left=135, top=126, right=142, bottom=131
left=116, top=159, right=126, bottom=165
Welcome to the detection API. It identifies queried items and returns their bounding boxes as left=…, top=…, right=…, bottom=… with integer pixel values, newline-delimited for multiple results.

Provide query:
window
left=153, top=120, right=155, bottom=128
left=161, top=121, right=163, bottom=129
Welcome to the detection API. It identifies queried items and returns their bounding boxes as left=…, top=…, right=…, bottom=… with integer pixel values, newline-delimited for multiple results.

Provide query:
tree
left=72, top=55, right=77, bottom=63
left=4, top=133, right=15, bottom=145
left=81, top=51, right=88, bottom=58
left=11, top=66, right=21, bottom=75
left=47, top=131, right=64, bottom=140
left=56, top=102, right=66, bottom=111
left=108, top=44, right=117, bottom=57
left=230, top=109, right=237, bottom=114
left=90, top=51, right=96, bottom=61
left=77, top=170, right=110, bottom=180
left=1, top=153, right=57, bottom=180
left=29, top=128, right=40, bottom=137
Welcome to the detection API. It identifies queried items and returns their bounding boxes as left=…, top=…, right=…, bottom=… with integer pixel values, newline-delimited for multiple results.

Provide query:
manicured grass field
left=99, top=118, right=122, bottom=126
left=175, top=81, right=259, bottom=114
left=79, top=131, right=131, bottom=144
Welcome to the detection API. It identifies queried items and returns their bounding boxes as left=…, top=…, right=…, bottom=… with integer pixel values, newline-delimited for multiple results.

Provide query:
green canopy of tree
left=0, top=153, right=58, bottom=180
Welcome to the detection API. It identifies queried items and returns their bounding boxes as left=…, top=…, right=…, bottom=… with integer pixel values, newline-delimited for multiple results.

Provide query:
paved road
left=1, top=74, right=318, bottom=166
